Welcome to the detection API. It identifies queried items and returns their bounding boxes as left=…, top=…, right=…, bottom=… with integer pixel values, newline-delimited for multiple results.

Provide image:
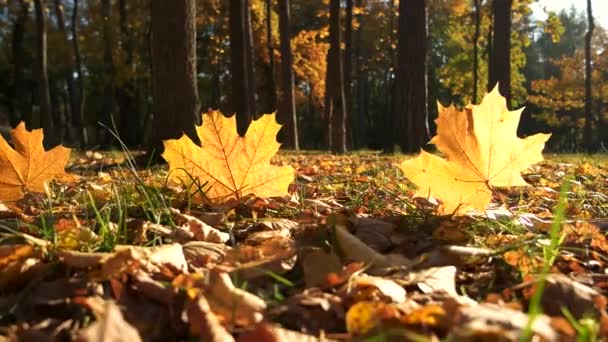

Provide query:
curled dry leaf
left=535, top=273, right=604, bottom=319
left=0, top=122, right=71, bottom=202
left=101, top=243, right=188, bottom=279
left=172, top=209, right=230, bottom=243
left=350, top=216, right=396, bottom=253
left=334, top=224, right=409, bottom=270
left=300, top=247, right=343, bottom=288
left=187, top=296, right=235, bottom=342
left=76, top=300, right=142, bottom=342
left=220, top=234, right=297, bottom=280
left=347, top=275, right=406, bottom=303
left=238, top=323, right=335, bottom=342
left=453, top=303, right=558, bottom=341
left=400, top=86, right=550, bottom=214
left=162, top=110, right=294, bottom=202
left=206, top=270, right=267, bottom=326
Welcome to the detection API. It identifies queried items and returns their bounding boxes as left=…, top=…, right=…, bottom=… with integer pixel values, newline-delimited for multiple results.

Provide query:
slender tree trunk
left=265, top=0, right=277, bottom=113
left=472, top=0, right=481, bottom=103
left=118, top=0, right=140, bottom=146
left=393, top=0, right=427, bottom=153
left=150, top=0, right=199, bottom=152
left=72, top=0, right=86, bottom=146
left=323, top=59, right=332, bottom=149
left=354, top=0, right=367, bottom=148
left=583, top=0, right=595, bottom=151
left=488, top=0, right=511, bottom=105
left=33, top=0, right=51, bottom=133
left=486, top=11, right=493, bottom=91
left=328, top=0, right=347, bottom=153
left=101, top=0, right=115, bottom=145
left=278, top=0, right=299, bottom=150
left=230, top=0, right=255, bottom=135
left=383, top=0, right=396, bottom=152
left=245, top=1, right=258, bottom=119
left=11, top=0, right=29, bottom=127
left=344, top=0, right=354, bottom=148
left=49, top=79, right=65, bottom=140
left=53, top=0, right=79, bottom=137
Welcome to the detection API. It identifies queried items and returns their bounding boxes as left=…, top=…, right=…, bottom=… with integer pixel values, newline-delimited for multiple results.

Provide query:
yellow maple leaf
left=400, top=86, right=551, bottom=214
left=162, top=110, right=294, bottom=202
left=0, top=122, right=71, bottom=202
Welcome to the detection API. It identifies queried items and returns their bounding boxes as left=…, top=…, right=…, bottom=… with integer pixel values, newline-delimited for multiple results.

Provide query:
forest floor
left=0, top=150, right=607, bottom=341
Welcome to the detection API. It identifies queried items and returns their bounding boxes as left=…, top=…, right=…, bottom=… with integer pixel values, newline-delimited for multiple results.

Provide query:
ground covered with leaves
left=1, top=150, right=608, bottom=341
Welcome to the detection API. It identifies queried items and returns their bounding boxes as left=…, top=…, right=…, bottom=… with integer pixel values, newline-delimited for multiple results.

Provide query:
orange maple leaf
left=0, top=122, right=71, bottom=202
left=400, top=85, right=551, bottom=214
left=162, top=110, right=294, bottom=202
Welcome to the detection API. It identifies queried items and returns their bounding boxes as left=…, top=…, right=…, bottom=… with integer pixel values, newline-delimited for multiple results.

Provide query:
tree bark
left=230, top=0, right=256, bottom=135
left=278, top=0, right=299, bottom=150
left=101, top=0, right=115, bottom=145
left=33, top=0, right=52, bottom=133
left=354, top=0, right=367, bottom=148
left=265, top=0, right=277, bottom=113
left=488, top=0, right=512, bottom=105
left=53, top=0, right=79, bottom=137
left=72, top=0, right=86, bottom=146
left=11, top=0, right=29, bottom=127
left=344, top=0, right=354, bottom=148
left=583, top=0, right=595, bottom=151
left=118, top=0, right=140, bottom=146
left=150, top=0, right=200, bottom=152
left=472, top=0, right=481, bottom=103
left=327, top=0, right=347, bottom=153
left=392, top=0, right=427, bottom=153
left=245, top=1, right=258, bottom=119
left=383, top=0, right=396, bottom=152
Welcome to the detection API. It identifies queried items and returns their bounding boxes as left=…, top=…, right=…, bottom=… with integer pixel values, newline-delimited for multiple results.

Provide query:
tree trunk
left=323, top=57, right=332, bottom=149
left=53, top=0, right=79, bottom=138
left=150, top=0, right=199, bottom=152
left=72, top=0, right=86, bottom=147
left=265, top=0, right=277, bottom=113
left=393, top=0, right=427, bottom=153
left=118, top=0, right=140, bottom=147
left=488, top=0, right=512, bottom=105
left=33, top=0, right=51, bottom=133
left=328, top=0, right=347, bottom=153
left=383, top=0, right=396, bottom=152
left=230, top=0, right=255, bottom=135
left=344, top=0, right=354, bottom=148
left=11, top=0, right=29, bottom=127
left=245, top=1, right=258, bottom=119
left=354, top=0, right=367, bottom=148
left=583, top=0, right=595, bottom=151
left=278, top=0, right=298, bottom=150
left=101, top=0, right=115, bottom=145
left=472, top=0, right=481, bottom=103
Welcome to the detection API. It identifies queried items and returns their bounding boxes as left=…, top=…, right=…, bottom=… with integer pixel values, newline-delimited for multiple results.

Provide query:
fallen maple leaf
left=400, top=85, right=550, bottom=214
left=0, top=122, right=71, bottom=202
left=162, top=110, right=294, bottom=202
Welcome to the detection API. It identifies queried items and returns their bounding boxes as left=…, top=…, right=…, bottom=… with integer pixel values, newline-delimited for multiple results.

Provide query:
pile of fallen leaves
left=0, top=90, right=607, bottom=341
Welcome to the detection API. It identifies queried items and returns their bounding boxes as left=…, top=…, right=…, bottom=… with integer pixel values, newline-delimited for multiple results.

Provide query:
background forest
left=0, top=0, right=606, bottom=153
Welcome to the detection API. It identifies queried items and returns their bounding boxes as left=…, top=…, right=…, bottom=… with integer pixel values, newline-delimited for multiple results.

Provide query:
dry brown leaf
left=76, top=300, right=142, bottom=342
left=238, top=323, right=334, bottom=342
left=400, top=86, right=550, bottom=214
left=101, top=244, right=188, bottom=279
left=206, top=270, right=267, bottom=326
left=187, top=296, right=235, bottom=342
left=171, top=209, right=230, bottom=243
left=162, top=110, right=294, bottom=202
left=0, top=122, right=71, bottom=202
